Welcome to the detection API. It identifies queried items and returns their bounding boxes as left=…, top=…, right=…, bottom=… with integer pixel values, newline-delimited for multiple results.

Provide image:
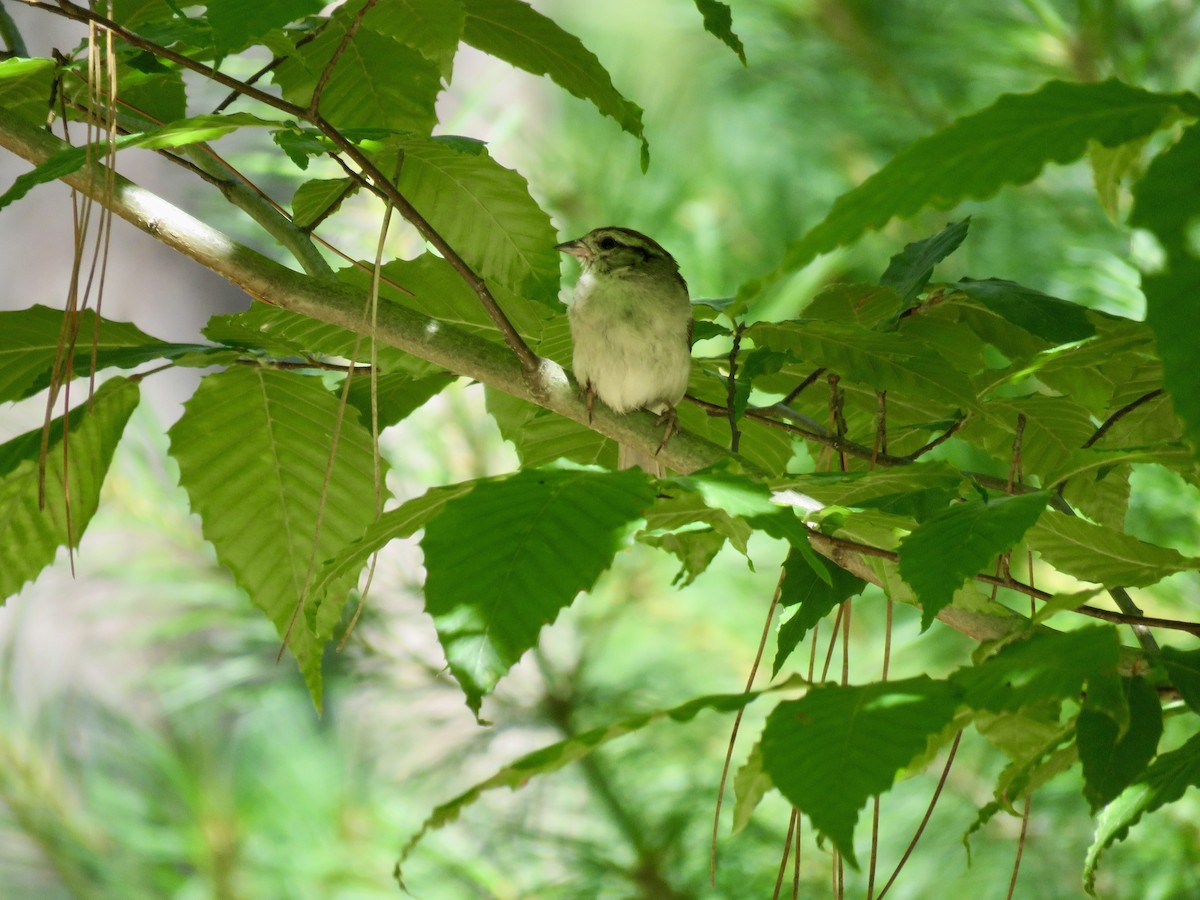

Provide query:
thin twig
left=877, top=730, right=963, bottom=899
left=773, top=809, right=798, bottom=900
left=1083, top=389, right=1165, bottom=449
left=309, top=0, right=377, bottom=115
left=780, top=367, right=826, bottom=406
left=711, top=568, right=786, bottom=886
left=1005, top=792, right=1033, bottom=900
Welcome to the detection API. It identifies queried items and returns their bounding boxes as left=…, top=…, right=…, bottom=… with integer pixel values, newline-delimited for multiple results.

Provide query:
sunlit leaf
left=0, top=57, right=57, bottom=125
left=0, top=112, right=287, bottom=211
left=773, top=550, right=865, bottom=676
left=461, top=0, right=649, bottom=168
left=951, top=626, right=1121, bottom=713
left=1084, top=732, right=1200, bottom=894
left=1029, top=508, right=1200, bottom=588
left=741, top=79, right=1199, bottom=304
left=0, top=305, right=209, bottom=403
left=0, top=378, right=139, bottom=601
left=760, top=676, right=961, bottom=866
left=421, top=467, right=655, bottom=715
left=168, top=367, right=383, bottom=708
left=898, top=491, right=1049, bottom=629
left=207, top=0, right=326, bottom=54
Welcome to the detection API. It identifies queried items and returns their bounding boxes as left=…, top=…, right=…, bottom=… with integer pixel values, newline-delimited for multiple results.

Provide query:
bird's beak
left=555, top=239, right=590, bottom=260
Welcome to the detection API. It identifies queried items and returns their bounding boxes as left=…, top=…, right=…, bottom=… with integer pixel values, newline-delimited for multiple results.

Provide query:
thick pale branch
left=0, top=105, right=728, bottom=474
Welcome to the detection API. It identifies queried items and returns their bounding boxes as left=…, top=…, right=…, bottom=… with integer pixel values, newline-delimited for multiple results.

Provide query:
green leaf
left=271, top=19, right=440, bottom=133
left=1084, top=732, right=1200, bottom=894
left=364, top=0, right=465, bottom=75
left=421, top=467, right=655, bottom=715
left=0, top=57, right=56, bottom=126
left=639, top=528, right=727, bottom=586
left=395, top=677, right=805, bottom=882
left=1028, top=509, right=1200, bottom=588
left=691, top=0, right=747, bottom=65
left=749, top=320, right=978, bottom=409
left=880, top=219, right=970, bottom=303
left=388, top=135, right=561, bottom=303
left=952, top=626, right=1121, bottom=713
left=207, top=0, right=326, bottom=54
left=732, top=743, right=770, bottom=834
left=773, top=551, right=866, bottom=676
left=168, top=368, right=383, bottom=708
left=460, top=0, right=649, bottom=169
left=204, top=304, right=437, bottom=376
left=1078, top=676, right=1163, bottom=812
left=309, top=482, right=476, bottom=616
left=1161, top=647, right=1200, bottom=715
left=0, top=305, right=210, bottom=403
left=898, top=491, right=1049, bottom=630
left=743, top=79, right=1199, bottom=300
left=775, top=462, right=965, bottom=519
left=0, top=112, right=287, bottom=212
left=1131, top=121, right=1200, bottom=459
left=485, top=390, right=611, bottom=468
left=801, top=284, right=907, bottom=328
left=344, top=371, right=454, bottom=429
left=0, top=378, right=139, bottom=601
left=760, top=676, right=961, bottom=865
left=291, top=177, right=357, bottom=229
left=952, top=278, right=1096, bottom=343
left=1090, top=136, right=1148, bottom=222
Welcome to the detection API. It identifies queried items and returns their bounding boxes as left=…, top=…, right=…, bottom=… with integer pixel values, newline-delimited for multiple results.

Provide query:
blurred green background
left=3, top=1, right=1200, bottom=897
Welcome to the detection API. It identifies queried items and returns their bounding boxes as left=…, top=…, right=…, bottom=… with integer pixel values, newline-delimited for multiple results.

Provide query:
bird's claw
left=654, top=406, right=679, bottom=456
left=585, top=383, right=596, bottom=424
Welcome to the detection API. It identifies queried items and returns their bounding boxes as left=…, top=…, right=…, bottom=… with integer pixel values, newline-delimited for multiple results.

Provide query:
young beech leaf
left=421, top=467, right=655, bottom=716
left=760, top=677, right=961, bottom=867
left=898, top=491, right=1049, bottom=630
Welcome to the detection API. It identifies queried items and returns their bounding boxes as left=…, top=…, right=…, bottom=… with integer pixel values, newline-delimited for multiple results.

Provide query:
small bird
left=556, top=226, right=693, bottom=475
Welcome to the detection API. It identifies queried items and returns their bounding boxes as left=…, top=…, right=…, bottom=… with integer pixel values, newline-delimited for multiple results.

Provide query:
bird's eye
left=598, top=236, right=618, bottom=251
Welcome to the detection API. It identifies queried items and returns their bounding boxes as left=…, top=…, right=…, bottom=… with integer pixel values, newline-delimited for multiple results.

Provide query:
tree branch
left=19, top=0, right=541, bottom=374
left=0, top=104, right=728, bottom=475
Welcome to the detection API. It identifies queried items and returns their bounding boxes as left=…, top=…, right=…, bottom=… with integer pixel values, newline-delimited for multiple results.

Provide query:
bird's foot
left=654, top=406, right=679, bottom=456
left=585, top=382, right=596, bottom=424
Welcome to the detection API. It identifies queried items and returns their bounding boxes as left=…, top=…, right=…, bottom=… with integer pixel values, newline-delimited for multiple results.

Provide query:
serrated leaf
left=638, top=528, right=727, bottom=586
left=461, top=0, right=648, bottom=168
left=387, top=136, right=560, bottom=303
left=742, top=79, right=1198, bottom=305
left=204, top=304, right=437, bottom=376
left=760, top=677, right=961, bottom=866
left=364, top=0, right=465, bottom=75
left=421, top=468, right=654, bottom=714
left=773, top=550, right=865, bottom=676
left=291, top=177, right=357, bottom=229
left=750, top=319, right=978, bottom=414
left=880, top=219, right=970, bottom=303
left=802, top=284, right=907, bottom=328
left=692, top=0, right=746, bottom=65
left=951, top=626, right=1121, bottom=713
left=963, top=397, right=1096, bottom=480
left=485, top=389, right=611, bottom=468
left=1078, top=676, right=1162, bottom=812
left=0, top=57, right=56, bottom=125
left=271, top=20, right=440, bottom=133
left=396, top=675, right=804, bottom=881
left=207, top=0, right=325, bottom=54
left=898, top=491, right=1049, bottom=629
left=1028, top=509, right=1199, bottom=588
left=0, top=112, right=287, bottom=212
left=344, top=370, right=454, bottom=429
left=732, top=743, right=770, bottom=834
left=775, top=462, right=965, bottom=518
left=953, top=278, right=1096, bottom=343
left=0, top=378, right=139, bottom=601
left=0, top=305, right=210, bottom=403
left=1084, top=732, right=1200, bottom=894
left=1130, top=121, right=1200, bottom=460
left=168, top=367, right=383, bottom=708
